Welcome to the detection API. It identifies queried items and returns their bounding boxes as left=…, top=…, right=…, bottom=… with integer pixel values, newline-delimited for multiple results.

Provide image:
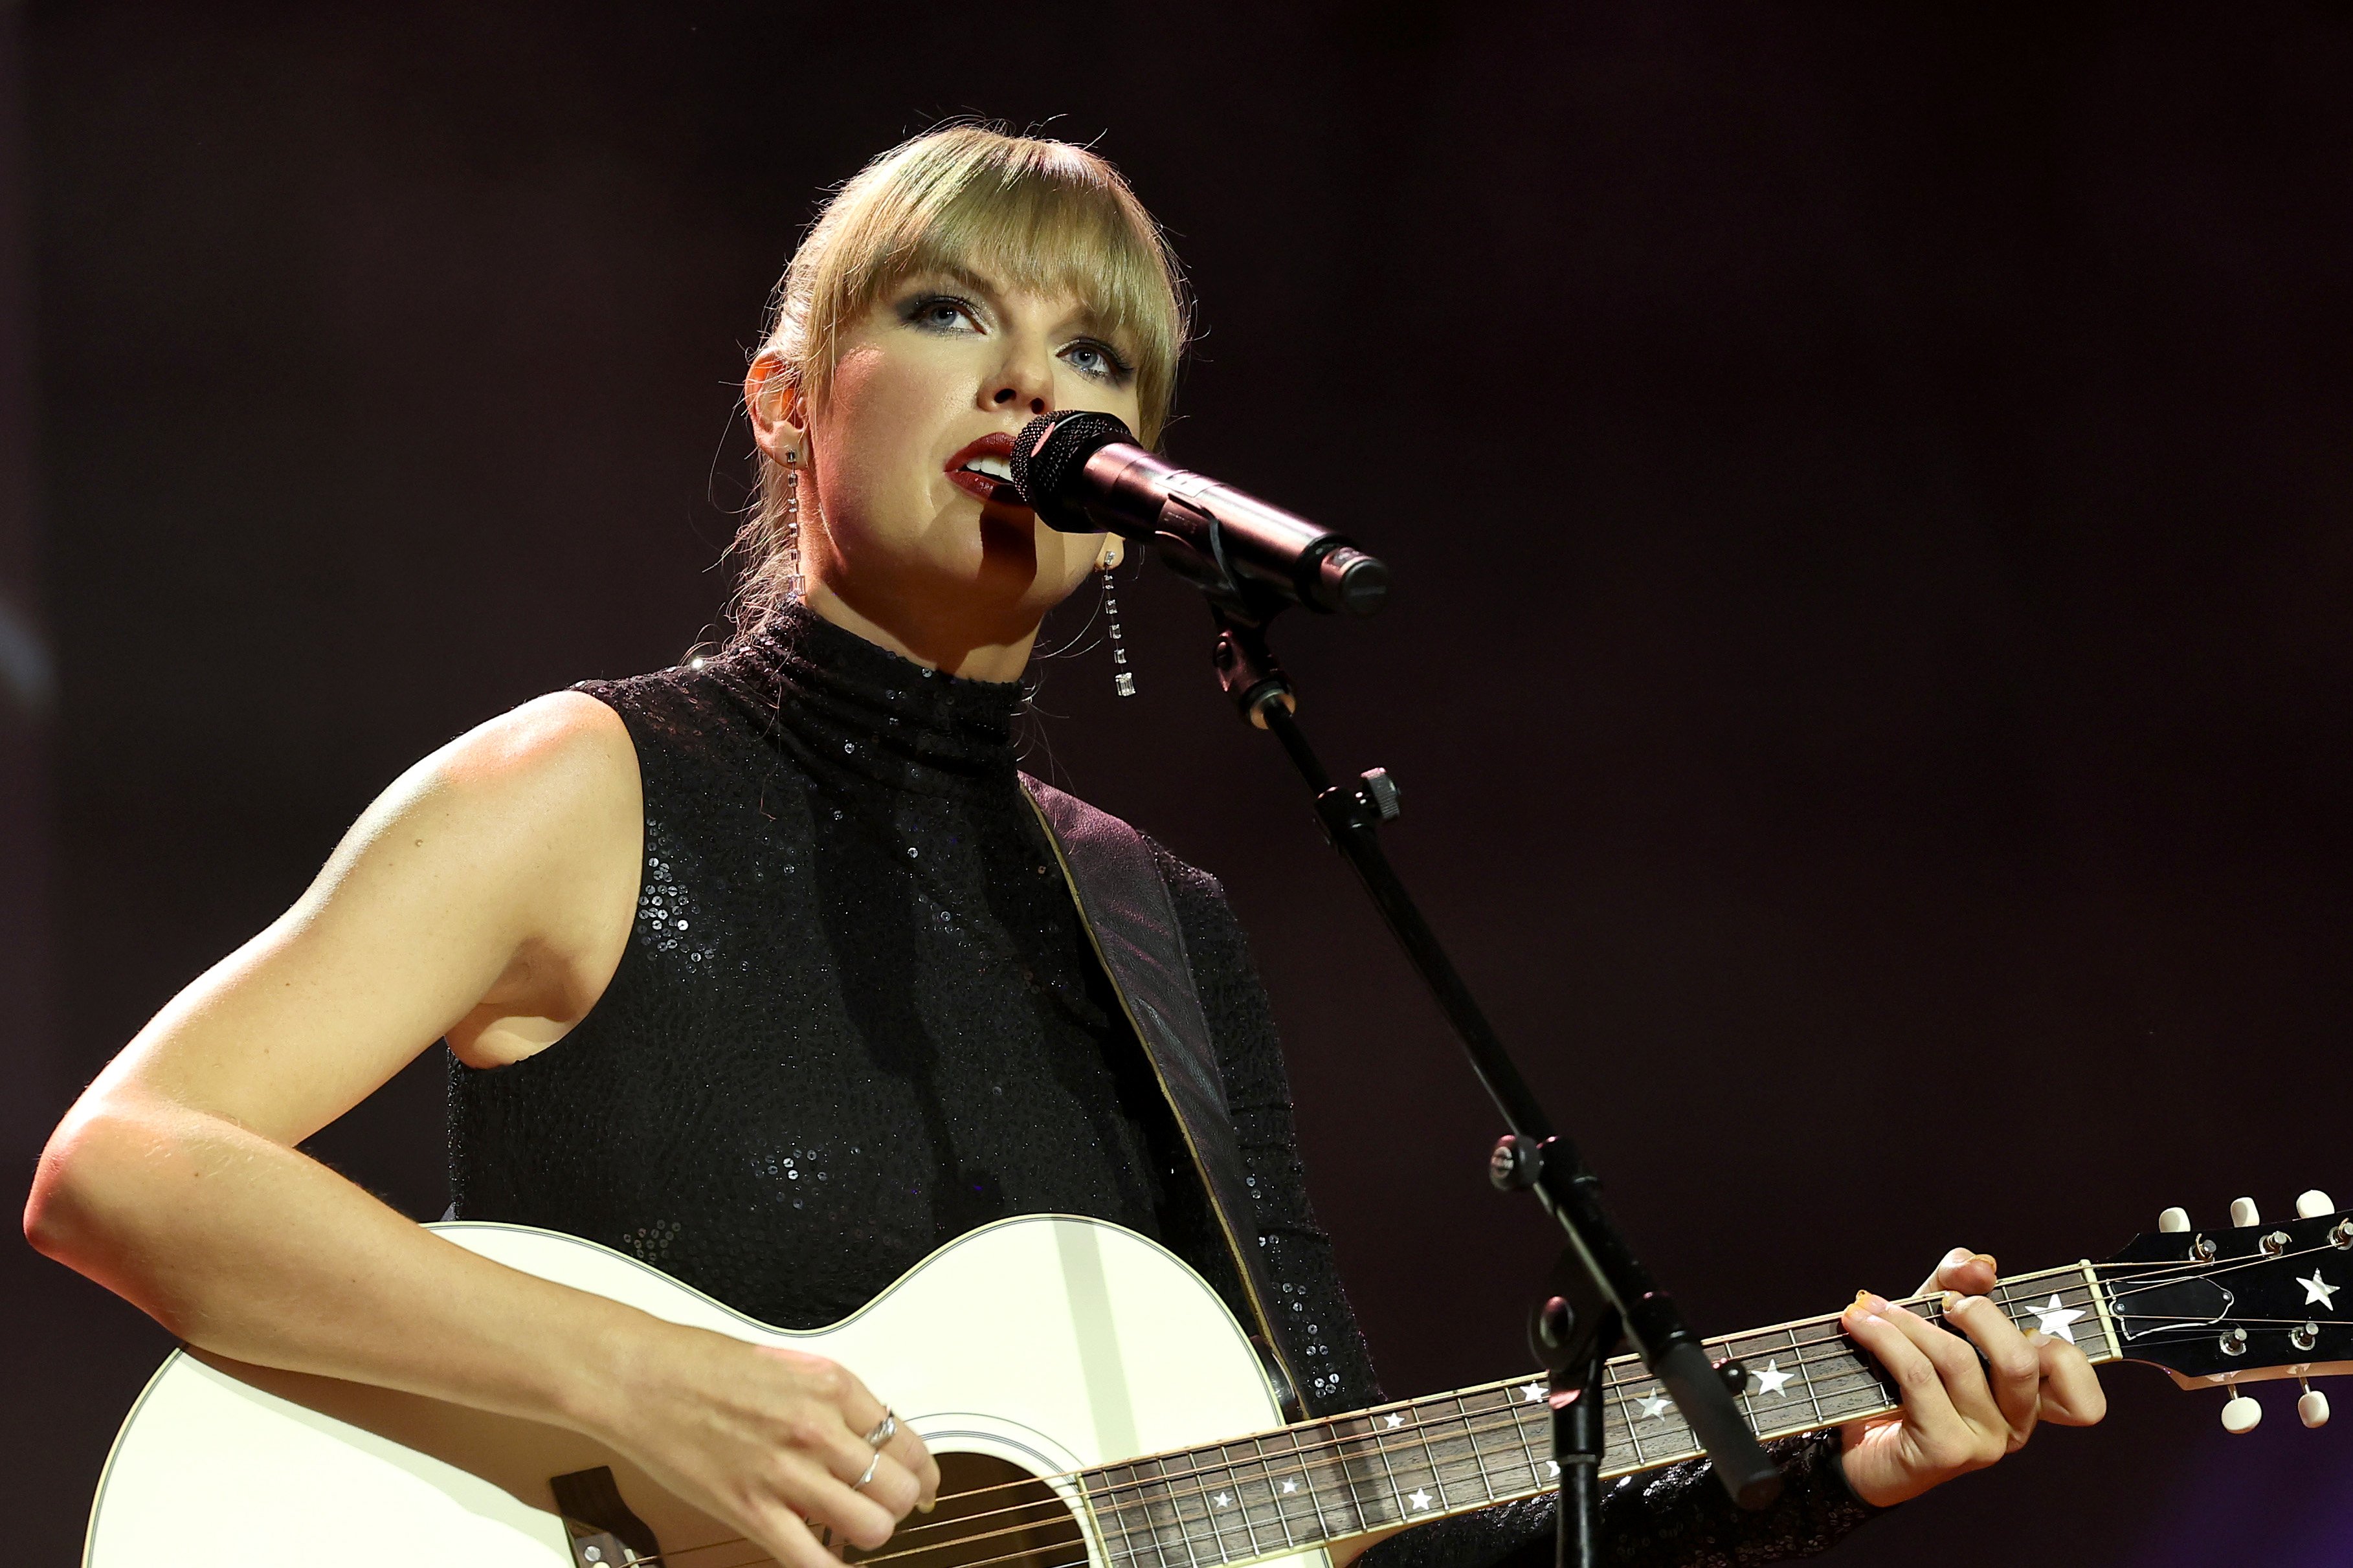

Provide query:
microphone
left=1010, top=410, right=1389, bottom=617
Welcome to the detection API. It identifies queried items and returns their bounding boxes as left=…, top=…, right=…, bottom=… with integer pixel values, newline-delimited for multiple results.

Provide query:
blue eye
left=1062, top=339, right=1133, bottom=384
left=906, top=294, right=979, bottom=333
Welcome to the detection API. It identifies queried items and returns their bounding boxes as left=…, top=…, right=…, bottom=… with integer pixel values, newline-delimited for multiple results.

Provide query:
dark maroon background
left=8, top=3, right=2353, bottom=1562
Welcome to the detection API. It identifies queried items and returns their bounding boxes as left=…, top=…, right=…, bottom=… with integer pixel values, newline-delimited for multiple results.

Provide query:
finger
left=1844, top=1297, right=1967, bottom=1447
left=884, top=1423, right=941, bottom=1510
left=796, top=1460, right=904, bottom=1553
left=801, top=1370, right=922, bottom=1518
left=2033, top=1335, right=2108, bottom=1428
left=836, top=1448, right=924, bottom=1521
left=1915, top=1246, right=1998, bottom=1299
left=752, top=1501, right=851, bottom=1568
left=1877, top=1299, right=2007, bottom=1435
left=1943, top=1294, right=2042, bottom=1443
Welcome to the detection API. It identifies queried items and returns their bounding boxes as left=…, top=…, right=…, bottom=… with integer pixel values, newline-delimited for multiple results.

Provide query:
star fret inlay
left=1751, top=1359, right=1794, bottom=1398
left=2300, top=1270, right=2339, bottom=1310
left=2029, top=1294, right=2085, bottom=1344
left=1637, top=1392, right=1674, bottom=1420
left=1407, top=1488, right=1432, bottom=1511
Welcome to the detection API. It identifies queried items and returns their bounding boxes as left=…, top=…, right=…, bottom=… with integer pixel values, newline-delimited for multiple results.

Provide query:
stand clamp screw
left=1490, top=1134, right=1548, bottom=1191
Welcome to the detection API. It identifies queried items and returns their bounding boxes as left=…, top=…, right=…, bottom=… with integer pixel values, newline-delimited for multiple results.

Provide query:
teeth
left=963, top=454, right=1013, bottom=481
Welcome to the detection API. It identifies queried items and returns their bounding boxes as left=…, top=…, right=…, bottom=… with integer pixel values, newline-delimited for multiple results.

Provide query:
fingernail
left=1952, top=1294, right=1986, bottom=1314
left=1942, top=1247, right=1972, bottom=1270
left=2025, top=1331, right=2049, bottom=1349
left=1941, top=1290, right=1963, bottom=1312
left=1856, top=1292, right=1889, bottom=1314
left=1971, top=1252, right=1998, bottom=1270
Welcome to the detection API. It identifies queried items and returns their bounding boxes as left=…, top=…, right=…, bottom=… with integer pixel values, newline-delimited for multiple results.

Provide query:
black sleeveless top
left=445, top=604, right=1873, bottom=1567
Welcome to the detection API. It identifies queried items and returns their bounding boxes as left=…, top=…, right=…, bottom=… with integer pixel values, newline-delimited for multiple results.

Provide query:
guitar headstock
left=2102, top=1188, right=2351, bottom=1432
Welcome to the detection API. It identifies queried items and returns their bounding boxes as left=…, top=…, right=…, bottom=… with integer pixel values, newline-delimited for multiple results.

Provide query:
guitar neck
left=1082, top=1264, right=2118, bottom=1568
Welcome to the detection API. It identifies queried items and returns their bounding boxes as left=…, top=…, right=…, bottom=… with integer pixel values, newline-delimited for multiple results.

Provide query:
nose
left=987, top=338, right=1054, bottom=417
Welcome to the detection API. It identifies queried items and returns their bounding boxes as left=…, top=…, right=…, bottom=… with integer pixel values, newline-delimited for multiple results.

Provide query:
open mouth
left=944, top=432, right=1028, bottom=509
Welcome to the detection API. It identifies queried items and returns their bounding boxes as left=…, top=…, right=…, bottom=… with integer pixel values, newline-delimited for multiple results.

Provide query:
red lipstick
left=944, top=431, right=1027, bottom=509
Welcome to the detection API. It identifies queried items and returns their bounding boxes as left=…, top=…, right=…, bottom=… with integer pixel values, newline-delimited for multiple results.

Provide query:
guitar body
left=85, top=1215, right=1314, bottom=1568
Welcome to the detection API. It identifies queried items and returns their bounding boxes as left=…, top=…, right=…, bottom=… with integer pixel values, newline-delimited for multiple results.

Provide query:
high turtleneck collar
left=711, top=601, right=1025, bottom=795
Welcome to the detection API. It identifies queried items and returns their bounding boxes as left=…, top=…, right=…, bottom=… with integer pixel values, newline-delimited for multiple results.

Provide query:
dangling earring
left=1102, top=554, right=1136, bottom=698
left=780, top=447, right=806, bottom=601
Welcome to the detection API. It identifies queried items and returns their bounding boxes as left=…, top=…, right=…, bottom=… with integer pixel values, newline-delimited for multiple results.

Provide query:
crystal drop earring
left=780, top=447, right=806, bottom=601
left=1102, top=554, right=1136, bottom=698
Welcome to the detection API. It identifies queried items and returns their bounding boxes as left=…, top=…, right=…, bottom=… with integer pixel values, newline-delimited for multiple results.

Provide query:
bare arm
left=23, top=691, right=936, bottom=1564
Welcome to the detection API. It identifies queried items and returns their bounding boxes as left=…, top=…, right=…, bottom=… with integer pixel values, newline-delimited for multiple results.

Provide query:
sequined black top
left=446, top=604, right=1875, bottom=1566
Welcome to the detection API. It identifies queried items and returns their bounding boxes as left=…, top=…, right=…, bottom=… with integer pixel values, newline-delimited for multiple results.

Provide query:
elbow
left=24, top=1110, right=113, bottom=1264
left=23, top=1103, right=160, bottom=1278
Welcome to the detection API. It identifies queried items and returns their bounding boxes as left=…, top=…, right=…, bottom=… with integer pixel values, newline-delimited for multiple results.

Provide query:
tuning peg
left=2159, top=1207, right=2191, bottom=1233
left=2299, top=1380, right=2330, bottom=1430
left=2296, top=1190, right=2336, bottom=1219
left=2230, top=1197, right=2261, bottom=1228
left=2222, top=1391, right=2264, bottom=1434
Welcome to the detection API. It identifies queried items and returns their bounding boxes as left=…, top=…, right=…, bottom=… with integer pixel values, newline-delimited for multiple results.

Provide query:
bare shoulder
left=369, top=691, right=645, bottom=1064
left=423, top=689, right=638, bottom=815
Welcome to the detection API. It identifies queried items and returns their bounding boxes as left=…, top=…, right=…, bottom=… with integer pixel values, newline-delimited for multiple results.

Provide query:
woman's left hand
left=1836, top=1247, right=2108, bottom=1507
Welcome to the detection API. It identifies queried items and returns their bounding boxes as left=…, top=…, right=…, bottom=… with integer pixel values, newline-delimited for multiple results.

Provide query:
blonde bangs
left=736, top=127, right=1187, bottom=628
left=768, top=126, right=1187, bottom=446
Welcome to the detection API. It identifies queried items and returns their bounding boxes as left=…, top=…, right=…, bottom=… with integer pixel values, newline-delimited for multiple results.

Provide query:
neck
left=800, top=579, right=1043, bottom=683
left=1080, top=1262, right=2119, bottom=1568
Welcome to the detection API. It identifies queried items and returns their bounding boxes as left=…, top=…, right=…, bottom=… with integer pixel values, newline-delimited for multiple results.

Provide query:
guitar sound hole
left=845, top=1452, right=1088, bottom=1568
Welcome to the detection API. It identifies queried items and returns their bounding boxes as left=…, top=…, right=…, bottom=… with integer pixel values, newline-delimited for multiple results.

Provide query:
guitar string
left=875, top=1270, right=2106, bottom=1538
left=767, top=1277, right=2114, bottom=1563
left=650, top=1336, right=2062, bottom=1568
left=639, top=1250, right=2337, bottom=1567
left=640, top=1261, right=2311, bottom=1568
left=735, top=1253, right=2275, bottom=1562
left=963, top=1282, right=2136, bottom=1557
left=771, top=1321, right=2013, bottom=1568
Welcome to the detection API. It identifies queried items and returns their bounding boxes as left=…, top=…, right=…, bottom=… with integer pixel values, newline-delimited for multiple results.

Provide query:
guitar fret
left=1242, top=1435, right=1294, bottom=1550
left=1452, top=1389, right=1500, bottom=1503
left=1193, top=1448, right=1255, bottom=1563
left=1513, top=1378, right=1557, bottom=1493
left=1280, top=1439, right=1336, bottom=1542
left=1088, top=1467, right=1145, bottom=1568
left=1135, top=1455, right=1190, bottom=1568
left=1091, top=1263, right=2123, bottom=1568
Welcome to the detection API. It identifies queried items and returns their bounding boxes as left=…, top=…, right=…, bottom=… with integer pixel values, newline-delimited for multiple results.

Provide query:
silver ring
left=853, top=1453, right=881, bottom=1491
left=864, top=1409, right=897, bottom=1450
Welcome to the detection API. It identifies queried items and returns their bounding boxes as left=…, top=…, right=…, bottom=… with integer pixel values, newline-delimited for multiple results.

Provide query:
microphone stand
left=1196, top=590, right=1783, bottom=1568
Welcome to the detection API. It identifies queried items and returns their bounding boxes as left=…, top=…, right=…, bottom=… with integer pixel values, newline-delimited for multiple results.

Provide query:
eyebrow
left=899, top=261, right=1129, bottom=348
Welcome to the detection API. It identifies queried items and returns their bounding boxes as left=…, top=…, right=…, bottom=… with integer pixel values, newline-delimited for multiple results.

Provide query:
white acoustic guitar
left=85, top=1198, right=2353, bottom=1567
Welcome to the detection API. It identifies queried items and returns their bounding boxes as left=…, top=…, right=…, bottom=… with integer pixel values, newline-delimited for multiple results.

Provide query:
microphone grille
left=1011, top=410, right=1137, bottom=518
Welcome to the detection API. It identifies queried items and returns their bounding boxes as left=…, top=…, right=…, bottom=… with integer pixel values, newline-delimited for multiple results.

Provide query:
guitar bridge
left=552, top=1466, right=663, bottom=1567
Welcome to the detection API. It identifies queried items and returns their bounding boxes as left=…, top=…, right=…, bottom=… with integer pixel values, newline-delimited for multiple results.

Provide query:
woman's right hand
left=597, top=1323, right=941, bottom=1568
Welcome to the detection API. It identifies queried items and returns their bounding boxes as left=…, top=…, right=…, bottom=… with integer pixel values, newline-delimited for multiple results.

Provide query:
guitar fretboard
left=1082, top=1265, right=2115, bottom=1568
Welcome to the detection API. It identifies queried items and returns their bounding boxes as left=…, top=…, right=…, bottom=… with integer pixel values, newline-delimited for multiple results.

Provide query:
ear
left=744, top=354, right=807, bottom=464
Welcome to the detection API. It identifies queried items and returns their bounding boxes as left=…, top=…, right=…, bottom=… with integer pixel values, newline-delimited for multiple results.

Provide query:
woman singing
left=25, top=126, right=2102, bottom=1567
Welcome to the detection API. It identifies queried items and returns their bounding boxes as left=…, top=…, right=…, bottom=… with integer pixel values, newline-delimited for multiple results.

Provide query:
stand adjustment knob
left=1356, top=767, right=1403, bottom=823
left=1489, top=1134, right=1546, bottom=1191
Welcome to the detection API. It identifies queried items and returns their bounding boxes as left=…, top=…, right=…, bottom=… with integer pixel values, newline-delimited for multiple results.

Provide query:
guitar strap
left=1022, top=775, right=1306, bottom=1420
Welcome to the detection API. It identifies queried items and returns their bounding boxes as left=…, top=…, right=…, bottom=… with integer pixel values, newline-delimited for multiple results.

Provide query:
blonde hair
left=732, top=126, right=1189, bottom=627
